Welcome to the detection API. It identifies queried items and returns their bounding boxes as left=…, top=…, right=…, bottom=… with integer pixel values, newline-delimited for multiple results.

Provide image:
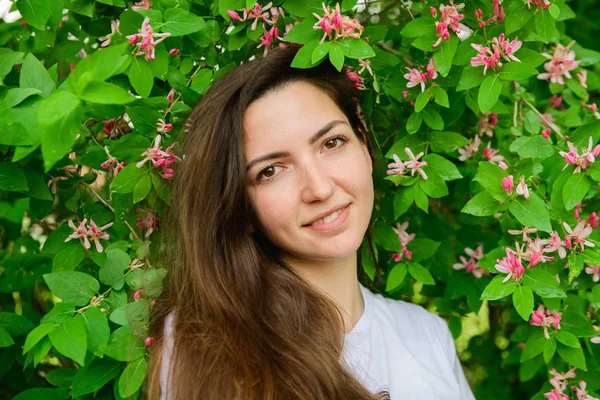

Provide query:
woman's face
left=243, top=81, right=374, bottom=263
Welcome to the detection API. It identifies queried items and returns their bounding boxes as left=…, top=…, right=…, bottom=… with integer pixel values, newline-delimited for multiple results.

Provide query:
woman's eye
left=257, top=165, right=282, bottom=181
left=324, top=136, right=346, bottom=150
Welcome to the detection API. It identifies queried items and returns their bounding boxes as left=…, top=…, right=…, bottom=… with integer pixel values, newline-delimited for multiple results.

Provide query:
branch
left=521, top=98, right=564, bottom=139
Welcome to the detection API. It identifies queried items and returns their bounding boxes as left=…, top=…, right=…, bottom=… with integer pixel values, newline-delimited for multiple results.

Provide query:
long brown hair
left=146, top=44, right=385, bottom=400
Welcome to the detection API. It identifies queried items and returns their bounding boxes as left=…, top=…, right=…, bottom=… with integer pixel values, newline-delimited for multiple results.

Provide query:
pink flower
left=502, top=175, right=514, bottom=195
left=137, top=208, right=159, bottom=238
left=404, top=147, right=428, bottom=180
left=131, top=0, right=151, bottom=10
left=432, top=21, right=450, bottom=48
left=538, top=41, right=580, bottom=85
left=64, top=219, right=91, bottom=250
left=574, top=202, right=582, bottom=221
left=508, top=227, right=538, bottom=242
left=478, top=112, right=498, bottom=137
left=404, top=68, right=427, bottom=92
left=144, top=337, right=155, bottom=346
left=257, top=25, right=283, bottom=55
left=474, top=8, right=483, bottom=19
left=584, top=265, right=600, bottom=282
left=227, top=9, right=243, bottom=22
left=453, top=245, right=488, bottom=278
left=541, top=128, right=551, bottom=139
left=156, top=119, right=173, bottom=133
left=470, top=34, right=521, bottom=75
left=166, top=88, right=176, bottom=104
left=572, top=380, right=592, bottom=400
left=312, top=2, right=363, bottom=44
left=458, top=135, right=481, bottom=161
left=498, top=161, right=508, bottom=170
left=98, top=20, right=119, bottom=47
left=357, top=59, right=373, bottom=76
left=483, top=142, right=504, bottom=163
left=168, top=48, right=180, bottom=56
left=392, top=221, right=416, bottom=247
left=136, top=135, right=182, bottom=179
left=516, top=176, right=530, bottom=200
left=548, top=95, right=563, bottom=108
left=87, top=219, right=113, bottom=253
left=544, top=391, right=568, bottom=400
left=133, top=289, right=144, bottom=301
left=577, top=70, right=588, bottom=89
left=386, top=154, right=406, bottom=176
left=544, top=231, right=567, bottom=259
left=587, top=212, right=599, bottom=229
left=346, top=69, right=366, bottom=91
left=101, top=146, right=128, bottom=178
left=563, top=220, right=595, bottom=252
left=495, top=248, right=525, bottom=283
left=530, top=305, right=562, bottom=339
left=392, top=253, right=402, bottom=262
left=127, top=17, right=171, bottom=61
left=426, top=58, right=438, bottom=80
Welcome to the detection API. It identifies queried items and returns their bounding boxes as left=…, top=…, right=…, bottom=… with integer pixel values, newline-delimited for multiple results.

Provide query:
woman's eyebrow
left=246, top=120, right=349, bottom=171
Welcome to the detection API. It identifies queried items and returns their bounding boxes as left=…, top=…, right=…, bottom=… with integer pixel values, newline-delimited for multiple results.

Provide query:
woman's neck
left=283, top=252, right=365, bottom=334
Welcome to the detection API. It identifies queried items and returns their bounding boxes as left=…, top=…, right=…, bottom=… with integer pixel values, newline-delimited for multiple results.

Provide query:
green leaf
left=567, top=253, right=584, bottom=284
left=431, top=86, right=449, bottom=108
left=555, top=330, right=580, bottom=348
left=429, top=131, right=468, bottom=153
left=408, top=262, right=435, bottom=285
left=513, top=286, right=534, bottom=321
left=406, top=112, right=422, bottom=134
left=400, top=17, right=435, bottom=37
left=562, top=173, right=591, bottom=211
left=281, top=0, right=322, bottom=18
left=98, top=325, right=146, bottom=362
left=520, top=330, right=546, bottom=362
left=328, top=43, right=345, bottom=72
left=16, top=0, right=50, bottom=29
left=505, top=0, right=533, bottom=34
left=12, top=388, right=68, bottom=400
left=568, top=120, right=600, bottom=150
left=456, top=66, right=485, bottom=92
left=523, top=268, right=566, bottom=298
left=393, top=187, right=413, bottom=219
left=19, top=53, right=55, bottom=98
left=406, top=238, right=440, bottom=262
left=516, top=135, right=554, bottom=159
left=508, top=193, right=552, bottom=233
left=281, top=17, right=320, bottom=44
left=72, top=357, right=122, bottom=397
left=0, top=162, right=28, bottom=192
left=0, top=328, right=14, bottom=347
left=133, top=174, right=152, bottom=203
left=4, top=87, right=42, bottom=108
left=52, top=244, right=87, bottom=272
left=40, top=105, right=82, bottom=172
left=109, top=135, right=151, bottom=163
left=311, top=41, right=331, bottom=64
left=79, top=82, right=135, bottom=105
left=535, top=9, right=556, bottom=43
left=480, top=275, right=517, bottom=301
left=385, top=263, right=408, bottom=292
left=67, top=43, right=130, bottom=94
left=337, top=38, right=375, bottom=59
left=433, top=35, right=458, bottom=77
left=112, top=164, right=148, bottom=194
left=118, top=357, right=148, bottom=398
left=478, top=74, right=502, bottom=113
left=556, top=343, right=587, bottom=371
left=0, top=312, right=34, bottom=336
left=162, top=8, right=206, bottom=36
left=543, top=336, right=556, bottom=363
left=100, top=249, right=131, bottom=290
left=0, top=48, right=24, bottom=83
left=23, top=323, right=58, bottom=354
left=48, top=316, right=87, bottom=366
left=461, top=191, right=501, bottom=217
left=418, top=174, right=448, bottom=198
left=421, top=107, right=444, bottom=130
left=498, top=62, right=538, bottom=81
left=474, top=161, right=509, bottom=201
left=291, top=39, right=320, bottom=69
left=81, top=306, right=110, bottom=353
left=423, top=154, right=462, bottom=181
left=415, top=89, right=432, bottom=113
left=128, top=57, right=154, bottom=98
left=43, top=271, right=100, bottom=306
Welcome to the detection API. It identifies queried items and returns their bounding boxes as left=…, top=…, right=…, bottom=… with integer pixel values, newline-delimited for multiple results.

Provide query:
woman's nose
left=300, top=162, right=335, bottom=203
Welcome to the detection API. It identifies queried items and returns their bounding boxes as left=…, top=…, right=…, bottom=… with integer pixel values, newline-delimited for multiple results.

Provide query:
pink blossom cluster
left=156, top=119, right=173, bottom=133
left=558, top=136, right=600, bottom=173
left=458, top=135, right=481, bottom=161
left=64, top=218, right=113, bottom=253
left=126, top=17, right=171, bottom=61
left=582, top=102, right=600, bottom=120
left=452, top=245, right=489, bottom=278
left=543, top=368, right=576, bottom=400
left=347, top=67, right=366, bottom=90
left=228, top=2, right=283, bottom=32
left=474, top=0, right=505, bottom=28
left=501, top=173, right=530, bottom=200
left=98, top=20, right=119, bottom=47
left=562, top=220, right=595, bottom=252
left=430, top=0, right=472, bottom=48
left=482, top=142, right=504, bottom=163
left=527, top=0, right=551, bottom=12
left=136, top=134, right=182, bottom=179
left=470, top=34, right=522, bottom=75
left=573, top=201, right=599, bottom=229
left=131, top=0, right=151, bottom=11
left=101, top=146, right=128, bottom=178
left=548, top=95, right=563, bottom=109
left=386, top=147, right=429, bottom=181
left=311, top=2, right=364, bottom=44
left=137, top=208, right=159, bottom=238
left=478, top=112, right=498, bottom=137
left=537, top=41, right=580, bottom=85
left=585, top=264, right=600, bottom=282
left=391, top=221, right=415, bottom=261
left=404, top=58, right=438, bottom=93
left=495, top=227, right=572, bottom=283
left=530, top=304, right=561, bottom=339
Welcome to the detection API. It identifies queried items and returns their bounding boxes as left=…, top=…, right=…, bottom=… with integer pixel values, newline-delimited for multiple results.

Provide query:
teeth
left=311, top=208, right=344, bottom=226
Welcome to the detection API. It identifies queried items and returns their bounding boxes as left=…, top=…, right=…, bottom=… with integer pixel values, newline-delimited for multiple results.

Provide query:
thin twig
left=521, top=98, right=564, bottom=139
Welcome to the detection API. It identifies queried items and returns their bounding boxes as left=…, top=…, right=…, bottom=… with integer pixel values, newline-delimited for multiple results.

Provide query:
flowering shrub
left=1, top=0, right=600, bottom=398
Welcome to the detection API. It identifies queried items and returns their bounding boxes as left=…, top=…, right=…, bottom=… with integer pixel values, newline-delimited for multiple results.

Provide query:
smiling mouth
left=303, top=204, right=350, bottom=227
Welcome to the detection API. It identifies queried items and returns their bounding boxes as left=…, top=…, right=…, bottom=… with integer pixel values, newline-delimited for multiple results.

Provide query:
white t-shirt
left=160, top=283, right=476, bottom=400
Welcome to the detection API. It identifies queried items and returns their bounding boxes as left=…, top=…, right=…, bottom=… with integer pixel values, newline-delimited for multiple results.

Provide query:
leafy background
left=1, top=0, right=600, bottom=398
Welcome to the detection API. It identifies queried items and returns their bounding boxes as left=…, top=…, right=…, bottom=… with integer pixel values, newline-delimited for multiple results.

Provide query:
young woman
left=146, top=44, right=476, bottom=400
